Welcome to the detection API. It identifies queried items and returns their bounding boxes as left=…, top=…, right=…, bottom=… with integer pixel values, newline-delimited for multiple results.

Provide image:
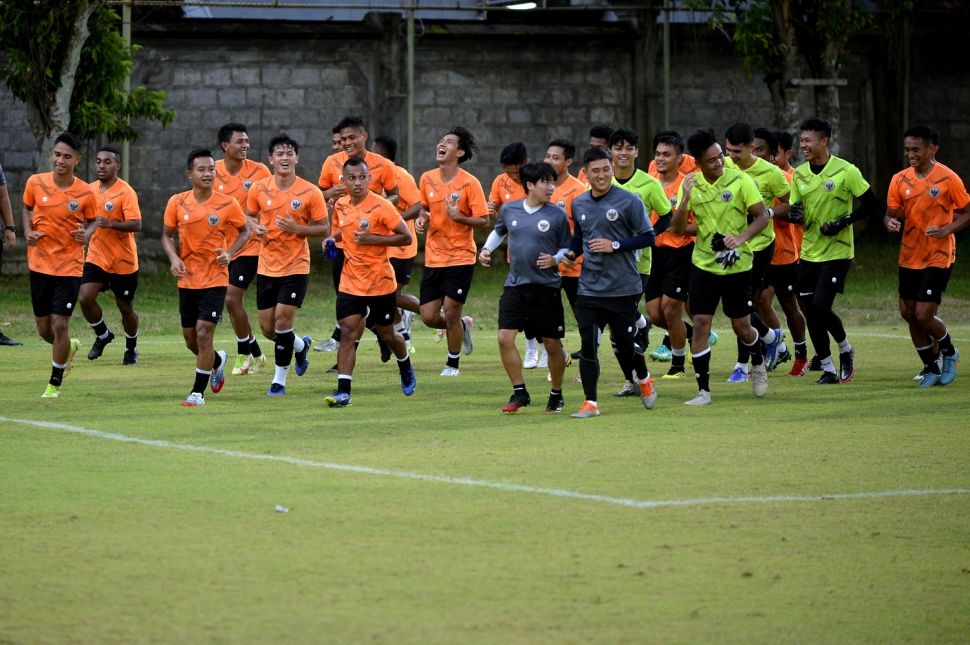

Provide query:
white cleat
left=440, top=366, right=460, bottom=377
left=751, top=363, right=768, bottom=398
left=684, top=390, right=712, bottom=406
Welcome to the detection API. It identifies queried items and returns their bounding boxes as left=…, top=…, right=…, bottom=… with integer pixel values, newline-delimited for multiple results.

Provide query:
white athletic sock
left=778, top=341, right=788, bottom=354
left=821, top=356, right=836, bottom=374
left=236, top=335, right=248, bottom=344
left=838, top=339, right=852, bottom=353
left=274, top=365, right=289, bottom=385
left=763, top=329, right=776, bottom=344
left=525, top=337, right=538, bottom=353
left=734, top=362, right=749, bottom=373
left=293, top=334, right=306, bottom=353
left=671, top=347, right=686, bottom=357
left=636, top=315, right=647, bottom=329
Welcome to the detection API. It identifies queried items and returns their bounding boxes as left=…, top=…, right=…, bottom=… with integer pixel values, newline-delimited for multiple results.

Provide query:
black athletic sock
left=550, top=388, right=562, bottom=397
left=916, top=345, right=940, bottom=372
left=213, top=351, right=223, bottom=370
left=632, top=352, right=648, bottom=381
left=125, top=334, right=137, bottom=350
left=662, top=333, right=672, bottom=350
left=671, top=351, right=686, bottom=369
left=91, top=319, right=109, bottom=337
left=50, top=365, right=65, bottom=387
left=397, top=355, right=412, bottom=376
left=513, top=383, right=528, bottom=397
left=331, top=327, right=341, bottom=342
left=275, top=330, right=295, bottom=367
left=745, top=332, right=764, bottom=367
left=249, top=336, right=262, bottom=358
left=192, top=369, right=209, bottom=394
left=736, top=336, right=749, bottom=364
left=337, top=375, right=352, bottom=394
left=579, top=356, right=599, bottom=402
left=693, top=349, right=711, bottom=392
left=794, top=341, right=807, bottom=360
left=935, top=332, right=956, bottom=357
left=446, top=352, right=460, bottom=369
left=237, top=338, right=249, bottom=355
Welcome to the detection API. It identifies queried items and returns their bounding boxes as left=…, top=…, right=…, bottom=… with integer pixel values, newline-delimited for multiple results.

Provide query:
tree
left=0, top=1, right=174, bottom=167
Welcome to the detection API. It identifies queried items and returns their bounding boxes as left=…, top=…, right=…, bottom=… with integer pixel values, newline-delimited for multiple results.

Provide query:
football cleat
left=708, top=331, right=719, bottom=347
left=325, top=392, right=352, bottom=407
left=400, top=365, right=417, bottom=396
left=763, top=329, right=784, bottom=370
left=0, top=332, right=23, bottom=346
left=940, top=349, right=959, bottom=386
left=727, top=367, right=748, bottom=383
left=917, top=371, right=941, bottom=388
left=662, top=366, right=687, bottom=379
left=649, top=345, right=672, bottom=362
left=808, top=354, right=822, bottom=372
left=266, top=383, right=286, bottom=397
left=773, top=349, right=792, bottom=370
left=210, top=350, right=227, bottom=393
left=461, top=316, right=474, bottom=355
left=638, top=376, right=657, bottom=409
left=41, top=384, right=61, bottom=398
left=87, top=331, right=115, bottom=360
left=839, top=348, right=855, bottom=383
left=65, top=338, right=81, bottom=375
left=502, top=391, right=531, bottom=413
left=294, top=336, right=312, bottom=375
left=789, top=357, right=808, bottom=376
left=815, top=371, right=839, bottom=385
left=570, top=400, right=600, bottom=418
left=232, top=354, right=252, bottom=375
left=614, top=381, right=638, bottom=397
left=434, top=328, right=446, bottom=343
left=122, top=348, right=138, bottom=366
left=314, top=338, right=339, bottom=352
left=181, top=392, right=205, bottom=407
left=439, top=366, right=460, bottom=377
left=522, top=344, right=539, bottom=369
left=249, top=354, right=266, bottom=374
left=536, top=349, right=548, bottom=368
left=545, top=393, right=564, bottom=413
left=684, top=390, right=712, bottom=406
left=751, top=363, right=768, bottom=398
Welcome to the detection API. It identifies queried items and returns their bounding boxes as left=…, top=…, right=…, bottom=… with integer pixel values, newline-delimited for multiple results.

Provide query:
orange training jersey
left=770, top=167, right=801, bottom=266
left=86, top=178, right=141, bottom=274
left=318, top=150, right=397, bottom=195
left=488, top=173, right=526, bottom=214
left=215, top=158, right=271, bottom=259
left=246, top=175, right=328, bottom=277
left=648, top=170, right=694, bottom=249
left=419, top=167, right=488, bottom=268
left=23, top=172, right=96, bottom=277
left=332, top=191, right=404, bottom=297
left=552, top=174, right=588, bottom=278
left=648, top=154, right=697, bottom=176
left=388, top=164, right=421, bottom=261
left=163, top=190, right=246, bottom=290
left=887, top=162, right=970, bottom=270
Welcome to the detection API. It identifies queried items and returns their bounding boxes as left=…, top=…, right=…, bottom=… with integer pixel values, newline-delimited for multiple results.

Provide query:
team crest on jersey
left=104, top=201, right=115, bottom=212
left=290, top=199, right=302, bottom=210
left=557, top=200, right=566, bottom=208
left=359, top=219, right=370, bottom=231
left=606, top=208, right=619, bottom=222
left=538, top=219, right=550, bottom=232
left=720, top=191, right=732, bottom=202
left=449, top=192, right=460, bottom=202
left=244, top=180, right=253, bottom=190
left=68, top=200, right=80, bottom=212
left=929, top=186, right=940, bottom=198
left=208, top=214, right=220, bottom=226
left=824, top=180, right=835, bottom=192
left=669, top=196, right=678, bottom=207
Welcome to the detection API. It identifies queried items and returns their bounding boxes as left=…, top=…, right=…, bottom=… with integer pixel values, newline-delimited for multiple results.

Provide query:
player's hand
left=560, top=253, right=576, bottom=269
left=820, top=215, right=851, bottom=236
left=96, top=216, right=113, bottom=229
left=72, top=224, right=87, bottom=243
left=681, top=172, right=696, bottom=197
left=787, top=202, right=804, bottom=224
left=170, top=259, right=187, bottom=277
left=2, top=229, right=14, bottom=248
left=414, top=213, right=428, bottom=233
left=353, top=230, right=375, bottom=245
left=537, top=253, right=557, bottom=269
left=925, top=225, right=949, bottom=238
left=478, top=249, right=492, bottom=267
left=25, top=230, right=43, bottom=246
left=445, top=197, right=461, bottom=221
left=487, top=201, right=497, bottom=219
left=275, top=214, right=298, bottom=233
left=251, top=221, right=269, bottom=237
left=722, top=234, right=742, bottom=250
left=884, top=216, right=902, bottom=233
left=215, top=248, right=231, bottom=266
left=325, top=185, right=346, bottom=200
left=588, top=238, right=614, bottom=253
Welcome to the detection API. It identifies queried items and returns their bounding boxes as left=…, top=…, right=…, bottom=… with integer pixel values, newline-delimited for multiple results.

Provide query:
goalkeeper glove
left=820, top=215, right=852, bottom=236
left=787, top=202, right=804, bottom=224
left=711, top=232, right=728, bottom=252
left=714, top=249, right=740, bottom=269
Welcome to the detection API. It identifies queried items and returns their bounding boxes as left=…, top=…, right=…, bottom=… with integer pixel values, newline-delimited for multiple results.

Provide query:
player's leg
left=914, top=267, right=957, bottom=384
left=79, top=263, right=114, bottom=359
left=606, top=295, right=655, bottom=410
left=327, top=293, right=363, bottom=407
left=684, top=267, right=719, bottom=405
left=571, top=296, right=602, bottom=418
left=109, top=271, right=140, bottom=365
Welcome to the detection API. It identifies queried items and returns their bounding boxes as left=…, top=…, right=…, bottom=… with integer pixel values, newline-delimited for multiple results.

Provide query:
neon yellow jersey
left=790, top=155, right=869, bottom=261
left=614, top=169, right=669, bottom=275
left=678, top=167, right=762, bottom=275
left=729, top=157, right=787, bottom=252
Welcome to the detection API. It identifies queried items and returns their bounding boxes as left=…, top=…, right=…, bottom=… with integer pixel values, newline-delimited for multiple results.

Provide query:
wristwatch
left=611, top=240, right=620, bottom=251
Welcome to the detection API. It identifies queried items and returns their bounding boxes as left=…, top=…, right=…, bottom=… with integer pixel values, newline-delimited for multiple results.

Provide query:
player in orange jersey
left=576, top=124, right=612, bottom=187
left=247, top=134, right=330, bottom=397
left=324, top=156, right=415, bottom=407
left=215, top=123, right=271, bottom=376
left=488, top=142, right=528, bottom=220
left=162, top=148, right=250, bottom=407
left=22, top=132, right=97, bottom=397
left=885, top=125, right=970, bottom=387
left=413, top=126, right=489, bottom=376
left=78, top=146, right=142, bottom=365
left=647, top=130, right=697, bottom=176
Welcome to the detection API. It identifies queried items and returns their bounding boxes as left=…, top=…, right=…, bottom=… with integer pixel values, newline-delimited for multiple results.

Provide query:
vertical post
left=121, top=0, right=132, bottom=180
left=662, top=4, right=670, bottom=129
left=406, top=1, right=415, bottom=172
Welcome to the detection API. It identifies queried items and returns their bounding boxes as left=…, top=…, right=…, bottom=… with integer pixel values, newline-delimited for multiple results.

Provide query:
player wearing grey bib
left=564, top=147, right=658, bottom=418
left=480, top=162, right=572, bottom=413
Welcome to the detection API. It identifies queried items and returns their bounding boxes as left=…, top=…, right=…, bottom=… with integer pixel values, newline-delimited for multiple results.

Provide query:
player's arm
left=275, top=215, right=329, bottom=238
left=565, top=218, right=584, bottom=262
left=355, top=218, right=410, bottom=247
left=382, top=173, right=400, bottom=207
left=926, top=205, right=970, bottom=238
left=401, top=202, right=422, bottom=222
left=223, top=223, right=251, bottom=260
left=445, top=195, right=489, bottom=229
left=671, top=175, right=694, bottom=234
left=821, top=187, right=881, bottom=236
left=246, top=209, right=269, bottom=237
left=769, top=191, right=791, bottom=221
left=160, top=224, right=186, bottom=277
left=478, top=226, right=506, bottom=267
left=884, top=205, right=904, bottom=233
left=724, top=201, right=769, bottom=249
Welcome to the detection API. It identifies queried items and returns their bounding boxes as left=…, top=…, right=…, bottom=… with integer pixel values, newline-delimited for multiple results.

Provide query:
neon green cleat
left=232, top=354, right=252, bottom=376
left=65, top=338, right=81, bottom=375
left=41, top=384, right=61, bottom=398
left=248, top=354, right=267, bottom=375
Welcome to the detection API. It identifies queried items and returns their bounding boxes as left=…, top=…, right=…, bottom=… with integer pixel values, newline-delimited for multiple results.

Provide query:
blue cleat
left=294, top=335, right=311, bottom=376
left=401, top=365, right=416, bottom=396
left=940, top=349, right=959, bottom=385
left=764, top=328, right=784, bottom=369
left=708, top=330, right=719, bottom=347
left=266, top=383, right=286, bottom=397
left=727, top=367, right=748, bottom=383
left=210, top=350, right=228, bottom=393
left=917, top=371, right=940, bottom=388
left=325, top=392, right=352, bottom=407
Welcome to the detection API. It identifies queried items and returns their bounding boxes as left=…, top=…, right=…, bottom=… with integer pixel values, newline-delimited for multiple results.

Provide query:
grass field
left=2, top=242, right=970, bottom=643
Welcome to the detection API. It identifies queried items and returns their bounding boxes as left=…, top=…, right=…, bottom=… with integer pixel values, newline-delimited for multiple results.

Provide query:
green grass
left=2, top=241, right=970, bottom=642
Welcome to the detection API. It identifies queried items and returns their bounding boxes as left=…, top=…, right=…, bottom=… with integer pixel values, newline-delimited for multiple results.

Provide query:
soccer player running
left=246, top=134, right=329, bottom=397
left=215, top=122, right=270, bottom=376
left=479, top=162, right=572, bottom=414
left=162, top=148, right=250, bottom=407
left=22, top=132, right=96, bottom=397
left=1, top=160, right=23, bottom=346
left=672, top=129, right=771, bottom=406
left=790, top=117, right=880, bottom=384
left=78, top=146, right=142, bottom=365
left=325, top=157, right=416, bottom=407
left=723, top=123, right=788, bottom=381
left=753, top=128, right=809, bottom=376
left=565, top=147, right=658, bottom=418
left=413, top=126, right=489, bottom=377
left=884, top=125, right=969, bottom=386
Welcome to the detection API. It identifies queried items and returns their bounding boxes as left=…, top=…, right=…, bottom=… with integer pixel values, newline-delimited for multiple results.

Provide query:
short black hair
left=589, top=124, right=613, bottom=141
left=373, top=135, right=398, bottom=162
left=499, top=142, right=528, bottom=166
left=186, top=148, right=213, bottom=170
left=686, top=129, right=718, bottom=159
left=519, top=162, right=557, bottom=189
left=582, top=146, right=612, bottom=166
left=448, top=126, right=477, bottom=164
left=218, top=123, right=247, bottom=145
left=547, top=138, right=576, bottom=160
left=753, top=127, right=778, bottom=154
left=652, top=129, right=682, bottom=149
left=342, top=156, right=368, bottom=172
left=268, top=133, right=299, bottom=155
left=903, top=124, right=940, bottom=146
left=655, top=133, right=684, bottom=155
left=609, top=128, right=638, bottom=148
left=335, top=115, right=366, bottom=133
left=53, top=132, right=83, bottom=152
left=774, top=130, right=794, bottom=152
left=724, top=123, right=754, bottom=146
left=97, top=145, right=122, bottom=160
left=799, top=118, right=832, bottom=139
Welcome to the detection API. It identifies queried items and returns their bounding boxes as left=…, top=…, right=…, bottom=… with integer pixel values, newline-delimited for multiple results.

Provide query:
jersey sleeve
left=22, top=176, right=37, bottom=208
left=740, top=174, right=763, bottom=210
left=767, top=166, right=790, bottom=200
left=306, top=185, right=328, bottom=223
left=949, top=172, right=970, bottom=211
left=225, top=196, right=246, bottom=230
left=789, top=172, right=802, bottom=204
left=488, top=175, right=503, bottom=204
left=645, top=182, right=671, bottom=216
left=81, top=189, right=97, bottom=221
left=886, top=173, right=903, bottom=210
left=492, top=211, right=508, bottom=237
left=379, top=163, right=397, bottom=193
left=163, top=195, right=179, bottom=229
left=467, top=178, right=489, bottom=217
left=397, top=171, right=421, bottom=211
left=122, top=185, right=142, bottom=222
left=246, top=181, right=261, bottom=214
left=845, top=164, right=871, bottom=198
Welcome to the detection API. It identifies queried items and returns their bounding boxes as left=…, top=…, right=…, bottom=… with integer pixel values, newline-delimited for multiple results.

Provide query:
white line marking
left=2, top=416, right=969, bottom=510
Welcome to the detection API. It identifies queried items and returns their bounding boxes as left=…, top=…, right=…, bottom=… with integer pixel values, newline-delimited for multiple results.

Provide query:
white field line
left=2, top=416, right=969, bottom=511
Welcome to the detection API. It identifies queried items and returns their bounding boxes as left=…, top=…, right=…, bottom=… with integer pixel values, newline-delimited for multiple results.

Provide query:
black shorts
left=330, top=247, right=345, bottom=291
left=81, top=262, right=138, bottom=302
left=228, top=255, right=259, bottom=290
left=899, top=266, right=951, bottom=304
left=498, top=285, right=565, bottom=339
left=560, top=276, right=579, bottom=308
left=179, top=287, right=227, bottom=328
left=574, top=293, right=641, bottom=338
left=645, top=244, right=692, bottom=302
left=30, top=271, right=80, bottom=317
left=256, top=274, right=309, bottom=310
left=765, top=261, right=799, bottom=297
left=797, top=259, right=851, bottom=300
left=336, top=291, right=397, bottom=327
left=689, top=267, right=753, bottom=319
left=389, top=257, right=414, bottom=286
left=419, top=264, right=474, bottom=305
left=750, top=242, right=775, bottom=292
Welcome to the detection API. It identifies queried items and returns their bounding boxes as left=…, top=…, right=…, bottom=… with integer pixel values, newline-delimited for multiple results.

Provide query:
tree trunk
left=769, top=0, right=801, bottom=131
left=633, top=8, right=661, bottom=162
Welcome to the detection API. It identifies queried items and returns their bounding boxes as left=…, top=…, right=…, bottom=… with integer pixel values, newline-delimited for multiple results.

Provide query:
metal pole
left=662, top=3, right=670, bottom=129
left=122, top=0, right=132, bottom=180
left=406, top=1, right=415, bottom=172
